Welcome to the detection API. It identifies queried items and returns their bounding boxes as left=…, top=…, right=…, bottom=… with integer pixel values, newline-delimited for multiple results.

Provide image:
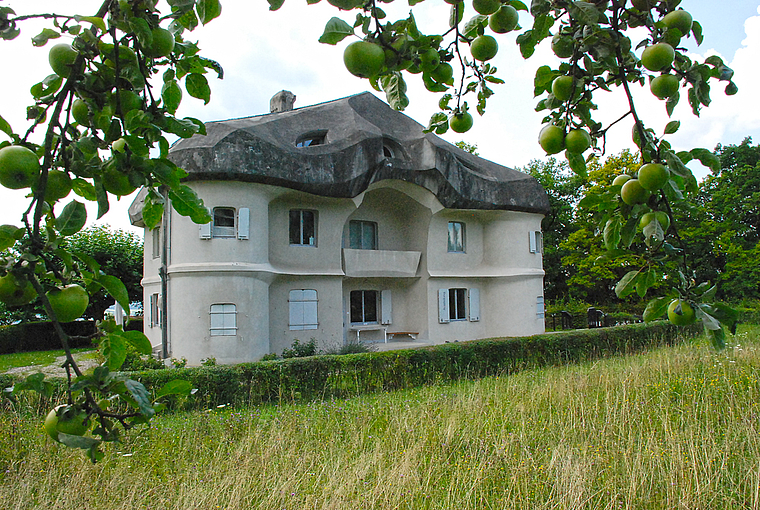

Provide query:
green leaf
left=142, top=197, right=164, bottom=230
left=98, top=274, right=130, bottom=314
left=663, top=120, right=680, bottom=135
left=55, top=200, right=87, bottom=236
left=0, top=113, right=13, bottom=139
left=74, top=15, right=107, bottom=32
left=565, top=151, right=587, bottom=178
left=165, top=117, right=200, bottom=139
left=168, top=184, right=212, bottom=223
left=12, top=372, right=53, bottom=397
left=318, top=17, right=354, bottom=45
left=156, top=379, right=193, bottom=398
left=185, top=73, right=211, bottom=104
left=380, top=72, right=409, bottom=111
left=615, top=270, right=640, bottom=299
left=0, top=224, right=22, bottom=251
left=101, top=333, right=127, bottom=371
left=267, top=0, right=285, bottom=10
left=123, top=330, right=153, bottom=355
left=124, top=379, right=155, bottom=418
left=690, top=148, right=720, bottom=173
left=603, top=216, right=621, bottom=251
left=643, top=297, right=670, bottom=322
left=31, top=28, right=60, bottom=47
left=59, top=433, right=101, bottom=450
left=196, top=0, right=222, bottom=25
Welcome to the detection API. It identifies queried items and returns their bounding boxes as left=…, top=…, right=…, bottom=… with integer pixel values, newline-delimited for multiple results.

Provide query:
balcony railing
left=343, top=248, right=421, bottom=277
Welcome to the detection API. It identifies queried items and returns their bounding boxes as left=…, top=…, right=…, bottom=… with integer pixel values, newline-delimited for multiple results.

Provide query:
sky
left=1, top=0, right=759, bottom=235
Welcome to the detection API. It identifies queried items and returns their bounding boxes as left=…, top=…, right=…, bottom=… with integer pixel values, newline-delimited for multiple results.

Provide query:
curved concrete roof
left=166, top=92, right=550, bottom=214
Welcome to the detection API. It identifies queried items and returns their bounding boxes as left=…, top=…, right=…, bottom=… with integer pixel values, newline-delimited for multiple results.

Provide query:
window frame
left=447, top=221, right=466, bottom=253
left=289, top=209, right=317, bottom=247
left=448, top=288, right=467, bottom=321
left=209, top=303, right=237, bottom=336
left=212, top=207, right=236, bottom=239
left=349, top=290, right=379, bottom=325
left=348, top=220, right=378, bottom=250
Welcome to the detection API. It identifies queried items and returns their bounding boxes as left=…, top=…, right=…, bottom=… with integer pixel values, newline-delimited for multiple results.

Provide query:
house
left=129, top=91, right=550, bottom=365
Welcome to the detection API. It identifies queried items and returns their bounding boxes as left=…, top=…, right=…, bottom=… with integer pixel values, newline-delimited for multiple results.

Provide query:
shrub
left=0, top=320, right=96, bottom=354
left=281, top=338, right=317, bottom=359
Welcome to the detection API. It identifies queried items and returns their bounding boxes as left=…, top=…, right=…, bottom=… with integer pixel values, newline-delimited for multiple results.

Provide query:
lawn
left=0, top=347, right=96, bottom=373
left=0, top=326, right=759, bottom=509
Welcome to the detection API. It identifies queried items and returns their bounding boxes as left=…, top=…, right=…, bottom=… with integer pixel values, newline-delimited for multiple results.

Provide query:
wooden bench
left=386, top=331, right=419, bottom=341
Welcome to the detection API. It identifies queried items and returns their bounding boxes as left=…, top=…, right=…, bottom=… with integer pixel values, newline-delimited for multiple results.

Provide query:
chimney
left=270, top=90, right=296, bottom=113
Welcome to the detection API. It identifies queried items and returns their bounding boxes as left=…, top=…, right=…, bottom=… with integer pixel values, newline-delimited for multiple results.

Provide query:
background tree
left=522, top=158, right=583, bottom=301
left=61, top=225, right=143, bottom=321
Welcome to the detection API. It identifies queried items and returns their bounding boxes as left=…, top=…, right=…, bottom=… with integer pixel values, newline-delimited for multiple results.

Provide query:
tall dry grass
left=1, top=326, right=759, bottom=509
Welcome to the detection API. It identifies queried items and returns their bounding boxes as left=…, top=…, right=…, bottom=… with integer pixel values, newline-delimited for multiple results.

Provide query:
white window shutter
left=381, top=289, right=392, bottom=325
left=438, top=289, right=450, bottom=323
left=529, top=231, right=537, bottom=253
left=468, top=288, right=480, bottom=322
left=199, top=221, right=211, bottom=240
left=237, top=208, right=250, bottom=240
left=536, top=296, right=545, bottom=318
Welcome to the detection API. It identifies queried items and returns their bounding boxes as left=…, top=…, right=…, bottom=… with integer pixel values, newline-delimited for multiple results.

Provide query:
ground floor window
left=209, top=303, right=237, bottom=336
left=150, top=293, right=160, bottom=328
left=350, top=290, right=378, bottom=324
left=448, top=288, right=467, bottom=320
left=438, top=288, right=480, bottom=323
left=289, top=289, right=318, bottom=330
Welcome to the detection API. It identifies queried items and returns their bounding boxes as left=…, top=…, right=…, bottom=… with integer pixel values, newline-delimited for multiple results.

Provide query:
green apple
left=663, top=9, right=693, bottom=35
left=551, top=33, right=574, bottom=58
left=470, top=35, right=498, bottom=61
left=71, top=98, right=90, bottom=126
left=641, top=43, right=675, bottom=72
left=46, top=284, right=89, bottom=323
left=667, top=299, right=696, bottom=325
left=48, top=44, right=78, bottom=78
left=343, top=41, right=385, bottom=78
left=639, top=211, right=670, bottom=231
left=0, top=273, right=37, bottom=307
left=538, top=125, right=565, bottom=155
left=620, top=179, right=650, bottom=205
left=144, top=27, right=175, bottom=58
left=650, top=74, right=679, bottom=99
left=637, top=162, right=668, bottom=191
left=565, top=129, right=591, bottom=154
left=44, top=405, right=90, bottom=442
left=42, top=170, right=72, bottom=203
left=419, top=48, right=441, bottom=73
left=472, top=0, right=500, bottom=15
left=0, top=145, right=40, bottom=190
left=450, top=111, right=473, bottom=133
left=489, top=5, right=519, bottom=34
left=612, top=174, right=632, bottom=187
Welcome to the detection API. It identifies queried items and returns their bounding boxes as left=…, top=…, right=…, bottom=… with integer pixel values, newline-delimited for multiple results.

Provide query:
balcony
left=343, top=249, right=421, bottom=278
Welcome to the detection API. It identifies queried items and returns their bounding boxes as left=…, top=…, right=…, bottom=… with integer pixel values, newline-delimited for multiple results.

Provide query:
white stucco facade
left=140, top=179, right=546, bottom=365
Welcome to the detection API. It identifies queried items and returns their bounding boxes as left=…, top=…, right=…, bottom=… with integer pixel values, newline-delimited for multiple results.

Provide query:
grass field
left=0, top=348, right=96, bottom=373
left=1, top=326, right=759, bottom=509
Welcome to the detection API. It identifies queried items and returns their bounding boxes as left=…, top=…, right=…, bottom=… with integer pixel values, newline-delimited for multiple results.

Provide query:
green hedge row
left=0, top=321, right=97, bottom=355
left=134, top=321, right=701, bottom=409
left=0, top=318, right=143, bottom=355
left=0, top=321, right=702, bottom=410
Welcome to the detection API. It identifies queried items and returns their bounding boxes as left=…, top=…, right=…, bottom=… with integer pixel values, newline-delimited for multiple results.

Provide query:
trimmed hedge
left=0, top=321, right=702, bottom=410
left=0, top=320, right=97, bottom=355
left=132, top=321, right=701, bottom=409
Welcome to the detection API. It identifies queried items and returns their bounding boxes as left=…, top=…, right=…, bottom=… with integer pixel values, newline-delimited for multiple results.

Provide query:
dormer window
left=295, top=131, right=327, bottom=147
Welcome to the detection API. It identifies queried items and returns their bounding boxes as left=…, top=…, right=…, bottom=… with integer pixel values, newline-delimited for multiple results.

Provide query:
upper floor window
left=151, top=227, right=161, bottom=259
left=209, top=303, right=237, bottom=336
left=529, top=230, right=543, bottom=253
left=213, top=207, right=236, bottom=238
left=289, top=210, right=316, bottom=246
left=350, top=290, right=378, bottom=324
left=295, top=131, right=327, bottom=147
left=448, top=221, right=465, bottom=252
left=348, top=220, right=377, bottom=250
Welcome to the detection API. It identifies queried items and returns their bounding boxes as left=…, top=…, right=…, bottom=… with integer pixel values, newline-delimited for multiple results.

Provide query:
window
left=529, top=230, right=543, bottom=253
left=350, top=290, right=378, bottom=324
left=295, top=131, right=327, bottom=147
left=438, top=288, right=480, bottom=323
left=537, top=296, right=545, bottom=319
left=348, top=220, right=378, bottom=250
left=448, top=288, right=467, bottom=320
left=289, top=210, right=316, bottom=246
left=209, top=304, right=237, bottom=336
left=150, top=293, right=161, bottom=328
left=383, top=144, right=394, bottom=158
left=212, top=207, right=236, bottom=238
left=448, top=221, right=465, bottom=252
left=289, top=290, right=318, bottom=330
left=151, top=227, right=160, bottom=259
